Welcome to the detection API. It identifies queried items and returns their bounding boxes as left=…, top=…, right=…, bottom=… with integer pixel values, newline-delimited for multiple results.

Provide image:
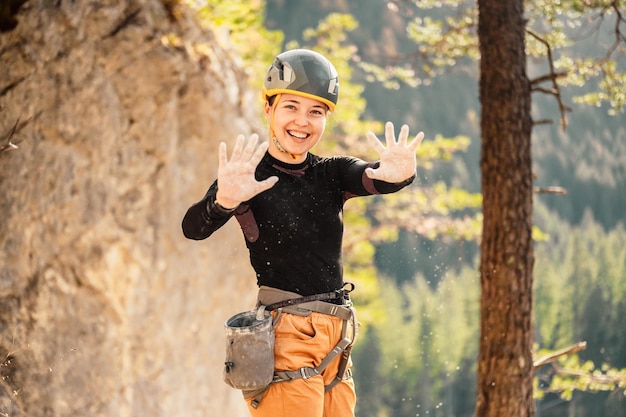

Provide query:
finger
left=218, top=142, right=228, bottom=167
left=364, top=167, right=382, bottom=180
left=256, top=176, right=279, bottom=193
left=384, top=121, right=396, bottom=145
left=397, top=124, right=410, bottom=146
left=250, top=140, right=269, bottom=165
left=366, top=131, right=385, bottom=154
left=241, top=133, right=259, bottom=160
left=231, top=134, right=245, bottom=160
left=408, top=131, right=425, bottom=152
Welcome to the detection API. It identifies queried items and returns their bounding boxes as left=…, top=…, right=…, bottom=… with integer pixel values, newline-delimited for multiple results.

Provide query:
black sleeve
left=338, top=157, right=416, bottom=196
left=181, top=181, right=237, bottom=240
left=367, top=161, right=416, bottom=194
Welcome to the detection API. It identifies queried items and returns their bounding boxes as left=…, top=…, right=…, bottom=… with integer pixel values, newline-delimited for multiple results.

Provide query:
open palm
left=365, top=121, right=424, bottom=183
left=215, top=134, right=278, bottom=209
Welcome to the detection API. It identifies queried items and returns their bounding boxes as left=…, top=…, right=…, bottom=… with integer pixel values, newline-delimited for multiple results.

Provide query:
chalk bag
left=223, top=306, right=275, bottom=390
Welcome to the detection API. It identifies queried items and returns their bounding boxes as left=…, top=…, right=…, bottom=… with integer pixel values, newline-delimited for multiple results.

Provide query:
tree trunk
left=475, top=0, right=535, bottom=416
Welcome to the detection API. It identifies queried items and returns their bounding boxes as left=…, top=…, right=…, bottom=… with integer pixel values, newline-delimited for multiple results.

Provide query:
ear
left=264, top=100, right=272, bottom=118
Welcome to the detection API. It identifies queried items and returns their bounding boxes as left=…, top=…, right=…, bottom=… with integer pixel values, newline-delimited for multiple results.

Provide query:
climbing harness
left=243, top=282, right=359, bottom=409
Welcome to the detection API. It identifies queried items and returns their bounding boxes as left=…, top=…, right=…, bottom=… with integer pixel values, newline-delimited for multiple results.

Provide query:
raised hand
left=215, top=134, right=278, bottom=209
left=365, top=121, right=424, bottom=183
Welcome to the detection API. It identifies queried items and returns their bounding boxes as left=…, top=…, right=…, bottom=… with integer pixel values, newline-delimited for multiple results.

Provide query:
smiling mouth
left=288, top=130, right=309, bottom=140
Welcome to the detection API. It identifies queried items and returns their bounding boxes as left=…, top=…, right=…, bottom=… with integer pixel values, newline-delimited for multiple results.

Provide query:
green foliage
left=358, top=210, right=626, bottom=417
left=358, top=60, right=421, bottom=89
left=353, top=267, right=480, bottom=417
left=535, top=352, right=626, bottom=401
left=406, top=8, right=479, bottom=76
left=525, top=0, right=626, bottom=114
left=566, top=59, right=626, bottom=115
left=394, top=0, right=626, bottom=114
left=417, top=134, right=471, bottom=168
left=532, top=208, right=626, bottom=414
left=187, top=0, right=283, bottom=90
left=369, top=183, right=482, bottom=241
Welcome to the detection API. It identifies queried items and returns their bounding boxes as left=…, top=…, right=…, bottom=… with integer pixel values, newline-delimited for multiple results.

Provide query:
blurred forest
left=258, top=1, right=626, bottom=416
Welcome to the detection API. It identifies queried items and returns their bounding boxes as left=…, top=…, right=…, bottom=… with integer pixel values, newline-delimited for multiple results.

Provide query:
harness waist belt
left=257, top=285, right=353, bottom=318
left=281, top=300, right=353, bottom=320
left=264, top=291, right=342, bottom=310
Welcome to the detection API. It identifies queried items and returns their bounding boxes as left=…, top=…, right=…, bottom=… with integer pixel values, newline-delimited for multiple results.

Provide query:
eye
left=311, top=109, right=324, bottom=116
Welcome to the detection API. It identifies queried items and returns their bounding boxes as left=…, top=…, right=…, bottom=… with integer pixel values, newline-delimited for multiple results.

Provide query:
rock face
left=0, top=1, right=260, bottom=416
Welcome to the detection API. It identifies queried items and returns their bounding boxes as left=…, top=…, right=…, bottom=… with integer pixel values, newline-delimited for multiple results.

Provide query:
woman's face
left=265, top=93, right=328, bottom=163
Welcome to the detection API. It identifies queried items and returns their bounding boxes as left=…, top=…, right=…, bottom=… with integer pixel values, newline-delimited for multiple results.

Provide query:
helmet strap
left=269, top=94, right=298, bottom=161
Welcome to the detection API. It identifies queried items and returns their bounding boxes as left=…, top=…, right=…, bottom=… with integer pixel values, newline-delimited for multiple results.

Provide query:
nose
left=294, top=110, right=309, bottom=126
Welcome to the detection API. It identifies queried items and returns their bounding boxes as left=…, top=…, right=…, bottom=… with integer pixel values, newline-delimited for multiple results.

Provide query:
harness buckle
left=336, top=282, right=356, bottom=303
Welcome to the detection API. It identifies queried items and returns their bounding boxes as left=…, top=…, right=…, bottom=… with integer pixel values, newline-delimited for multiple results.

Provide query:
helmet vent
left=328, top=78, right=338, bottom=95
left=277, top=60, right=293, bottom=82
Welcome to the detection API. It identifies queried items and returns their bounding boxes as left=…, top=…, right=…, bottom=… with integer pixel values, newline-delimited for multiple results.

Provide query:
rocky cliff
left=0, top=1, right=260, bottom=416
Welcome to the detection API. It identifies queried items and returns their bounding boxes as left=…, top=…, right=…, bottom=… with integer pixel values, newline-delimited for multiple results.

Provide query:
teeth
left=288, top=130, right=308, bottom=139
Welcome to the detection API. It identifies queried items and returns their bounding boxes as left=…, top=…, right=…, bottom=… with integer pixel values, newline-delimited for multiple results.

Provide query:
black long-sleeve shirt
left=182, top=152, right=414, bottom=297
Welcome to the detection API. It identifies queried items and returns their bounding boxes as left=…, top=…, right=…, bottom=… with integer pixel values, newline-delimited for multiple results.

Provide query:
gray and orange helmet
left=263, top=49, right=339, bottom=112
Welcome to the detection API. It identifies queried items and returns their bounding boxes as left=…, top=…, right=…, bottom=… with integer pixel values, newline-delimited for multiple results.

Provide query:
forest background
left=202, top=1, right=626, bottom=416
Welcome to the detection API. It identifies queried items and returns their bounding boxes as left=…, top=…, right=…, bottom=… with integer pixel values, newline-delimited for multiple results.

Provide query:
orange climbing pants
left=245, top=310, right=356, bottom=417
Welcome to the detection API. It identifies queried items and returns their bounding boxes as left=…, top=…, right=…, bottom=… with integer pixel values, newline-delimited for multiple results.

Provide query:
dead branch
left=551, top=362, right=626, bottom=387
left=606, top=1, right=626, bottom=62
left=527, top=29, right=570, bottom=130
left=530, top=71, right=568, bottom=87
left=534, top=186, right=568, bottom=195
left=533, top=341, right=587, bottom=369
